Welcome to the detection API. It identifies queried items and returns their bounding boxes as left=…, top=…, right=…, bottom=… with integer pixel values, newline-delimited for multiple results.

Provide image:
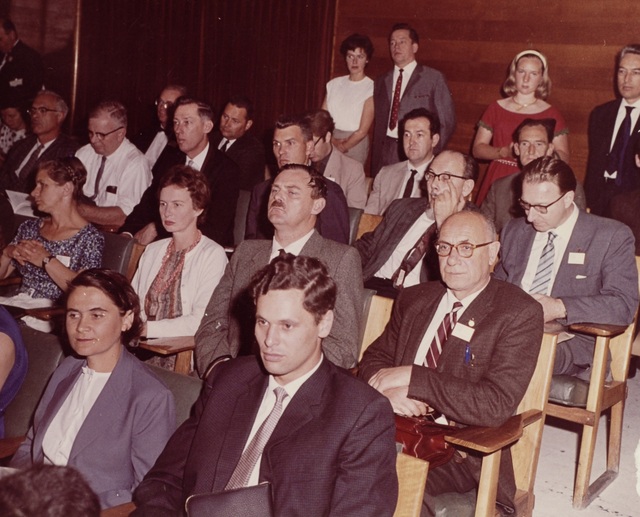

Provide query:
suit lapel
left=400, top=285, right=445, bottom=365
left=402, top=65, right=423, bottom=100
left=509, top=222, right=536, bottom=286
left=552, top=211, right=589, bottom=295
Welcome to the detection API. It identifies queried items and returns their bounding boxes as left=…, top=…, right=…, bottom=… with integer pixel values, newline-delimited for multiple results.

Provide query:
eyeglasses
left=155, top=99, right=174, bottom=109
left=313, top=136, right=324, bottom=148
left=518, top=193, right=565, bottom=214
left=28, top=107, right=61, bottom=116
left=88, top=127, right=124, bottom=140
left=435, top=240, right=494, bottom=258
left=426, top=171, right=467, bottom=182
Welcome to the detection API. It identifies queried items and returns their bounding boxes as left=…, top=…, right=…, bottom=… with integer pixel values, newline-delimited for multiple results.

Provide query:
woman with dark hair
left=132, top=165, right=227, bottom=339
left=472, top=49, right=570, bottom=205
left=11, top=268, right=175, bottom=509
left=0, top=100, right=28, bottom=164
left=322, top=33, right=375, bottom=164
left=0, top=157, right=104, bottom=310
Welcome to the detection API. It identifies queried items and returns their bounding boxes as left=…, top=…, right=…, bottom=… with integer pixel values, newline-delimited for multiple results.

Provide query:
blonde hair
left=502, top=50, right=551, bottom=100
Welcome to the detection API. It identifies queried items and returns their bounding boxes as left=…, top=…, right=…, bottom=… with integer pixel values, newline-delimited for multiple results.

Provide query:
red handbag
left=394, top=414, right=457, bottom=469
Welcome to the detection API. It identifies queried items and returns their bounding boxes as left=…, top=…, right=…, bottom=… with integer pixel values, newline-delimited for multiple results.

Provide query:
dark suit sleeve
left=319, top=182, right=350, bottom=244
left=244, top=181, right=273, bottom=240
left=203, top=155, right=240, bottom=247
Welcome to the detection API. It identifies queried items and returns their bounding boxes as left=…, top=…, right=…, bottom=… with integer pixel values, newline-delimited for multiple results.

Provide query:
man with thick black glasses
left=495, top=156, right=638, bottom=379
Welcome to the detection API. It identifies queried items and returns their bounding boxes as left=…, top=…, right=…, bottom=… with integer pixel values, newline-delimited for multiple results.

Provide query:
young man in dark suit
left=133, top=254, right=398, bottom=517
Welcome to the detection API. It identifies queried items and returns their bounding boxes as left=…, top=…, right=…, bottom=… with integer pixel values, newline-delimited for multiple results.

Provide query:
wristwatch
left=42, top=255, right=56, bottom=267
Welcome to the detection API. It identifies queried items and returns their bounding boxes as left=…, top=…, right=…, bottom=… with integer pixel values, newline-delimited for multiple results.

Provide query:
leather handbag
left=185, top=482, right=274, bottom=517
left=395, top=414, right=457, bottom=469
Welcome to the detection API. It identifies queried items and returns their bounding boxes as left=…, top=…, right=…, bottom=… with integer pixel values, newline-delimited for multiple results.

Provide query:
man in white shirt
left=366, top=107, right=440, bottom=215
left=495, top=156, right=638, bottom=378
left=134, top=254, right=397, bottom=516
left=76, top=100, right=151, bottom=229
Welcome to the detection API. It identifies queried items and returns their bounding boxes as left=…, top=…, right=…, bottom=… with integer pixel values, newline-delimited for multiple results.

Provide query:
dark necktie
left=391, top=222, right=436, bottom=289
left=402, top=169, right=418, bottom=198
left=424, top=301, right=463, bottom=369
left=607, top=106, right=634, bottom=186
left=220, top=139, right=229, bottom=153
left=225, top=387, right=288, bottom=489
left=388, top=68, right=404, bottom=131
left=18, top=143, right=44, bottom=183
left=529, top=231, right=557, bottom=295
left=91, top=155, right=107, bottom=200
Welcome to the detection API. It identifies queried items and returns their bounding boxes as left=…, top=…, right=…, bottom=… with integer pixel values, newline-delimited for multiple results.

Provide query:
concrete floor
left=533, top=371, right=640, bottom=516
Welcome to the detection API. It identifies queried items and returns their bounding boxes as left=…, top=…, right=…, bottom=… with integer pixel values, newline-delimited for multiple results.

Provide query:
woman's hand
left=2, top=243, right=27, bottom=266
left=14, top=240, right=50, bottom=268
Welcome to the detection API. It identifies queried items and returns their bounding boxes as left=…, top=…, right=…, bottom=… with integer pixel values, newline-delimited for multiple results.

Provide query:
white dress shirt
left=386, top=60, right=418, bottom=139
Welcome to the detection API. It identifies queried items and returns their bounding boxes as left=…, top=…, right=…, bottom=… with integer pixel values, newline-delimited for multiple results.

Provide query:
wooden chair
left=437, top=331, right=559, bottom=517
left=360, top=294, right=394, bottom=360
left=348, top=207, right=364, bottom=245
left=394, top=453, right=429, bottom=517
left=356, top=212, right=383, bottom=240
left=138, top=336, right=195, bottom=375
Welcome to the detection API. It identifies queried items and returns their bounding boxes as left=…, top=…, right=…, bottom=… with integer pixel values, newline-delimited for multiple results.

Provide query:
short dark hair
left=174, top=97, right=214, bottom=123
left=513, top=118, right=556, bottom=144
left=339, top=33, right=374, bottom=60
left=306, top=109, right=335, bottom=137
left=89, top=100, right=127, bottom=127
left=225, top=94, right=255, bottom=121
left=38, top=157, right=88, bottom=202
left=66, top=269, right=143, bottom=346
left=275, top=113, right=313, bottom=143
left=277, top=163, right=328, bottom=200
left=522, top=156, right=577, bottom=194
left=0, top=18, right=16, bottom=34
left=390, top=23, right=419, bottom=44
left=0, top=465, right=100, bottom=517
left=400, top=108, right=441, bottom=137
left=157, top=164, right=210, bottom=224
left=250, top=253, right=337, bottom=324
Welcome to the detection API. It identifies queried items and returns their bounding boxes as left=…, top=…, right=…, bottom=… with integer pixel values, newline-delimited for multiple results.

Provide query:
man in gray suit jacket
left=195, top=164, right=363, bottom=376
left=371, top=23, right=455, bottom=176
left=366, top=108, right=440, bottom=215
left=360, top=209, right=544, bottom=515
left=494, top=157, right=638, bottom=378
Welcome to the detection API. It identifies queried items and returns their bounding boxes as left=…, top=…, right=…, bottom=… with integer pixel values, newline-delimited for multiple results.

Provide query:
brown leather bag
left=394, top=414, right=457, bottom=469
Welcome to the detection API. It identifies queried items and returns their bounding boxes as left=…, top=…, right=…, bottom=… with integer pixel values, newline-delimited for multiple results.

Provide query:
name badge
left=452, top=323, right=475, bottom=342
left=9, top=78, right=23, bottom=87
left=568, top=252, right=585, bottom=265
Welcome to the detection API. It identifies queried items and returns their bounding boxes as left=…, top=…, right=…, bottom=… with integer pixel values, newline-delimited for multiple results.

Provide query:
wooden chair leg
left=607, top=399, right=625, bottom=473
left=474, top=451, right=501, bottom=517
left=574, top=419, right=600, bottom=509
left=174, top=350, right=192, bottom=375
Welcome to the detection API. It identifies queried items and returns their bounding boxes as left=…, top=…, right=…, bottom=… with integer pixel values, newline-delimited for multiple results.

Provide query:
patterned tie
left=225, top=387, right=288, bottom=490
left=607, top=106, right=634, bottom=186
left=529, top=231, right=557, bottom=295
left=402, top=169, right=418, bottom=198
left=424, top=302, right=463, bottom=369
left=220, top=139, right=229, bottom=153
left=91, top=155, right=107, bottom=200
left=388, top=68, right=404, bottom=130
left=17, top=143, right=44, bottom=183
left=187, top=159, right=196, bottom=168
left=391, top=222, right=436, bottom=289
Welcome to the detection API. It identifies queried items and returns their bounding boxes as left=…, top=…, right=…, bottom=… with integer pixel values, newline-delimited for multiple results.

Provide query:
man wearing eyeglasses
left=360, top=209, right=544, bottom=516
left=494, top=156, right=638, bottom=379
left=354, top=150, right=475, bottom=298
left=75, top=100, right=151, bottom=230
left=365, top=108, right=440, bottom=215
left=0, top=90, right=78, bottom=194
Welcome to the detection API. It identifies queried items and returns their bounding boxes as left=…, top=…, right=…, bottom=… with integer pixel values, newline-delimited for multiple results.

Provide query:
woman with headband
left=472, top=49, right=570, bottom=205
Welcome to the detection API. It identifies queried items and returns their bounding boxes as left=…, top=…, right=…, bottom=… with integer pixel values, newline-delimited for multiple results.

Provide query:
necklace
left=511, top=96, right=538, bottom=112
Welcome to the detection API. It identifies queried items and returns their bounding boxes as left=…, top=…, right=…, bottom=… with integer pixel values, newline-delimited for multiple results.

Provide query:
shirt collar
left=271, top=228, right=315, bottom=261
left=267, top=354, right=324, bottom=399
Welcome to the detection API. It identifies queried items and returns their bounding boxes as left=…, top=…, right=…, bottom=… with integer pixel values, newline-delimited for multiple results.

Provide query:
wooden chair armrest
left=445, top=412, right=530, bottom=454
left=569, top=322, right=628, bottom=338
left=23, top=307, right=65, bottom=321
left=0, top=435, right=26, bottom=459
left=100, top=501, right=136, bottom=516
left=138, top=336, right=195, bottom=355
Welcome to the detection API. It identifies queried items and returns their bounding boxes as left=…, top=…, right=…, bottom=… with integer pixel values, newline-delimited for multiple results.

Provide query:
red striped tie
left=424, top=302, right=463, bottom=369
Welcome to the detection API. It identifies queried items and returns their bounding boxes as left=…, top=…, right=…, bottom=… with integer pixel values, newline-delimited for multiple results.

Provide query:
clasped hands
left=368, top=366, right=429, bottom=417
left=4, top=240, right=49, bottom=268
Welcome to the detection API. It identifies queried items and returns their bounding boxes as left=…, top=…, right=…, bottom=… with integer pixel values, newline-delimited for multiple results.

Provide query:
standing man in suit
left=0, top=18, right=43, bottom=103
left=213, top=95, right=266, bottom=192
left=195, top=164, right=363, bottom=376
left=76, top=100, right=151, bottom=230
left=585, top=44, right=640, bottom=216
left=122, top=97, right=240, bottom=247
left=307, top=109, right=367, bottom=209
left=366, top=108, right=440, bottom=215
left=371, top=22, right=455, bottom=177
left=355, top=150, right=475, bottom=298
left=495, top=157, right=638, bottom=378
left=360, top=209, right=543, bottom=515
left=134, top=254, right=397, bottom=517
left=0, top=90, right=78, bottom=194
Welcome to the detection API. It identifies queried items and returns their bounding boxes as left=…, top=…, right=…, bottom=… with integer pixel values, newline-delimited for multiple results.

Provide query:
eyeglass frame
left=518, top=193, right=565, bottom=214
left=425, top=170, right=468, bottom=182
left=434, top=240, right=495, bottom=258
left=27, top=107, right=62, bottom=116
left=88, top=126, right=124, bottom=141
left=155, top=99, right=175, bottom=109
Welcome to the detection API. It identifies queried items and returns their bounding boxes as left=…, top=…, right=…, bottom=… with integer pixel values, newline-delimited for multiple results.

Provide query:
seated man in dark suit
left=0, top=90, right=78, bottom=194
left=609, top=136, right=640, bottom=254
left=133, top=254, right=398, bottom=517
left=359, top=209, right=544, bottom=516
left=495, top=156, right=638, bottom=379
left=212, top=94, right=266, bottom=192
left=354, top=150, right=475, bottom=298
left=195, top=164, right=363, bottom=375
left=245, top=113, right=350, bottom=244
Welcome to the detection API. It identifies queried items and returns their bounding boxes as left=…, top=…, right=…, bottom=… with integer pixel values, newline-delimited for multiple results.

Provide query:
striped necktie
left=530, top=231, right=557, bottom=295
left=424, top=301, right=463, bottom=369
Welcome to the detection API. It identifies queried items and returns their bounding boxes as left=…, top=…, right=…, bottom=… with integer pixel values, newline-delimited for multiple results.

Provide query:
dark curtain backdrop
left=74, top=0, right=336, bottom=147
